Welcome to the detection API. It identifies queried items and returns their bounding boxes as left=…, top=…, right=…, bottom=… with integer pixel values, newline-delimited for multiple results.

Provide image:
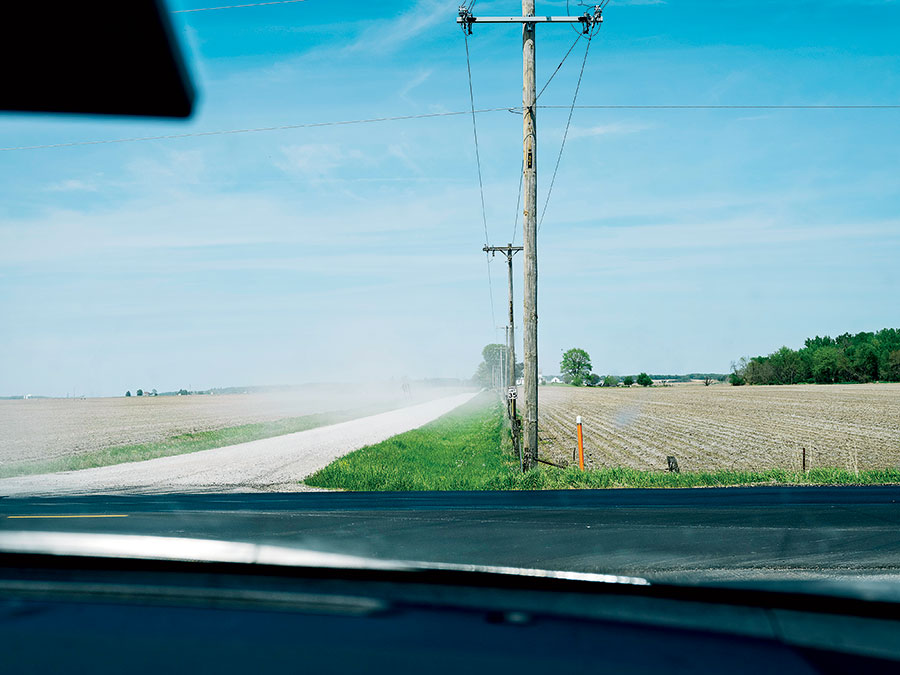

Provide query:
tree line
left=732, top=328, right=900, bottom=385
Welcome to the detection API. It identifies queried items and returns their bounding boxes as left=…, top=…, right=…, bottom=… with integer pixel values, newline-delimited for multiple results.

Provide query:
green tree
left=812, top=346, right=847, bottom=384
left=770, top=346, right=804, bottom=384
left=603, top=375, right=619, bottom=388
left=136, top=389, right=143, bottom=397
left=744, top=357, right=775, bottom=385
left=473, top=343, right=506, bottom=387
left=636, top=372, right=652, bottom=387
left=885, top=350, right=900, bottom=381
left=560, top=348, right=592, bottom=384
left=588, top=373, right=601, bottom=386
left=125, top=390, right=131, bottom=397
left=622, top=376, right=634, bottom=387
left=851, top=343, right=879, bottom=382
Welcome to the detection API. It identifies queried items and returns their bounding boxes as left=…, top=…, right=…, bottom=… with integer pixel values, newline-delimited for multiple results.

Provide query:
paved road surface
left=0, top=392, right=477, bottom=497
left=2, top=487, right=899, bottom=582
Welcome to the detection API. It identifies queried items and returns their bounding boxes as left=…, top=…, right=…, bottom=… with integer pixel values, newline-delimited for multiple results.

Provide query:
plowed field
left=0, top=383, right=463, bottom=469
left=538, top=383, right=900, bottom=473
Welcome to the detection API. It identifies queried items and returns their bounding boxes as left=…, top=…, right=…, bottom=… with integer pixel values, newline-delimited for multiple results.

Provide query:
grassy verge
left=305, top=394, right=512, bottom=491
left=0, top=401, right=418, bottom=479
left=305, top=395, right=900, bottom=491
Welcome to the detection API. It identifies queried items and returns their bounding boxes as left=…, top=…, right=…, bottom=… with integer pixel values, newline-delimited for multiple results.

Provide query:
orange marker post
left=576, top=416, right=585, bottom=471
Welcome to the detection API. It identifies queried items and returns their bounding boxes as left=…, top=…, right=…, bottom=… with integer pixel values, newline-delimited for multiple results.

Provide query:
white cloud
left=45, top=178, right=100, bottom=192
left=127, top=149, right=207, bottom=185
left=399, top=69, right=433, bottom=101
left=342, top=0, right=446, bottom=55
left=277, top=143, right=368, bottom=180
left=567, top=121, right=653, bottom=138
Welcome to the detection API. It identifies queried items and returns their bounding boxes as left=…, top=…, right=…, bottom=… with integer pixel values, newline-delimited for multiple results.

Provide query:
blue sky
left=1, top=0, right=899, bottom=396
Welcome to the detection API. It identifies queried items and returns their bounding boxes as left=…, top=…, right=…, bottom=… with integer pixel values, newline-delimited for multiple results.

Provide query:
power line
left=4, top=104, right=898, bottom=153
left=543, top=104, right=900, bottom=109
left=462, top=29, right=498, bottom=330
left=539, top=26, right=596, bottom=232
left=172, top=0, right=309, bottom=13
left=0, top=108, right=513, bottom=152
left=535, top=32, right=584, bottom=102
left=511, top=158, right=523, bottom=244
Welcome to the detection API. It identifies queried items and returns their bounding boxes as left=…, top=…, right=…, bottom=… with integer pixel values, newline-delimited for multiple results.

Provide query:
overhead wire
left=511, top=159, right=523, bottom=244
left=538, top=23, right=597, bottom=232
left=535, top=32, right=584, bottom=102
left=544, top=104, right=900, bottom=110
left=4, top=104, right=897, bottom=153
left=462, top=28, right=498, bottom=330
left=0, top=109, right=514, bottom=152
left=522, top=23, right=593, bottom=242
left=172, top=0, right=309, bottom=13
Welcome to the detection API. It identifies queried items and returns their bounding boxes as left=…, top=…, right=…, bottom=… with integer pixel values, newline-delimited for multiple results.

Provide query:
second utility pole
left=483, top=243, right=523, bottom=397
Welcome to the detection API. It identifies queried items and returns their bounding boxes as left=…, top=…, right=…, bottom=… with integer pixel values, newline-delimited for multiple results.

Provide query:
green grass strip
left=305, top=394, right=512, bottom=491
left=0, top=401, right=410, bottom=479
left=305, top=395, right=900, bottom=491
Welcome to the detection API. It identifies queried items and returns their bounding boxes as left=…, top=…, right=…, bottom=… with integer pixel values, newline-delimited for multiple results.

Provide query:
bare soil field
left=0, top=383, right=465, bottom=469
left=539, top=383, right=900, bottom=473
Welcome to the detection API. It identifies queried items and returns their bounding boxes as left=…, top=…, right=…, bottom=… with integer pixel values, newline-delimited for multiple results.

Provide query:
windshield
left=1, top=0, right=899, bottom=588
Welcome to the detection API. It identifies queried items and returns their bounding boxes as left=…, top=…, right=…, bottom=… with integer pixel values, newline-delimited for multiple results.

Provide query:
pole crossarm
left=483, top=245, right=524, bottom=255
left=458, top=4, right=603, bottom=34
left=459, top=16, right=589, bottom=23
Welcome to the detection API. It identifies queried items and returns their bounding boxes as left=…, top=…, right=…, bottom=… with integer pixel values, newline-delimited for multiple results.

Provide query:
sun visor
left=1, top=0, right=195, bottom=118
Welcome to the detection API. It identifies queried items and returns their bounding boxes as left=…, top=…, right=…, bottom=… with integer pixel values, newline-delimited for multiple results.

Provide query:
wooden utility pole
left=521, top=0, right=539, bottom=470
left=484, top=243, right=523, bottom=398
left=459, top=3, right=603, bottom=471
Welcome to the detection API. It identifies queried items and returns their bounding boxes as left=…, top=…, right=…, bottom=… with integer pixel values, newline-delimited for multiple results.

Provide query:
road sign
left=507, top=387, right=518, bottom=401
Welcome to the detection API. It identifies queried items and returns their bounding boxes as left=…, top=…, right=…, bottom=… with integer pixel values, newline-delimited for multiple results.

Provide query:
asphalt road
left=0, top=392, right=477, bottom=497
left=2, top=487, right=899, bottom=582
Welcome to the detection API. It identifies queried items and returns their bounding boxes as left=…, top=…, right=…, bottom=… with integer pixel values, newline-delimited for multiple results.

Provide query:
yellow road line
left=6, top=514, right=129, bottom=519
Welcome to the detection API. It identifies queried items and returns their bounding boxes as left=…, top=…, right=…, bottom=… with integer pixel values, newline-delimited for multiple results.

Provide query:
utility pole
left=484, top=243, right=523, bottom=400
left=522, top=0, right=538, bottom=471
left=460, top=3, right=603, bottom=471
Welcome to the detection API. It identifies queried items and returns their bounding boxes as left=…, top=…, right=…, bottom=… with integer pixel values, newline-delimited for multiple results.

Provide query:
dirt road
left=0, top=392, right=477, bottom=497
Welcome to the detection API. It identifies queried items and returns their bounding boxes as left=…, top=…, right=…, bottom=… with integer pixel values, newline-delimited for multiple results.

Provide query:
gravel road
left=0, top=392, right=477, bottom=497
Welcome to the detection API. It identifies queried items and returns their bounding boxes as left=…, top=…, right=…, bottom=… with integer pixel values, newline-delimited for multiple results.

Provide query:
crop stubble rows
left=538, top=383, right=900, bottom=473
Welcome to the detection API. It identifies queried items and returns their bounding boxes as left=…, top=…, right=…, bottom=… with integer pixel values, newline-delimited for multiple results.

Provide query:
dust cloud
left=0, top=379, right=472, bottom=468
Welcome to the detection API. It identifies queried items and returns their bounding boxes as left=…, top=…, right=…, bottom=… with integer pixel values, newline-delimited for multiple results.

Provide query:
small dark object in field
left=667, top=456, right=680, bottom=473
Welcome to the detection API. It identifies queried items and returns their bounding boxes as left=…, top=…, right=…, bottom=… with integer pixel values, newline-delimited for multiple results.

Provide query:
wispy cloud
left=44, top=178, right=100, bottom=193
left=399, top=69, right=433, bottom=101
left=342, top=0, right=446, bottom=55
left=278, top=143, right=368, bottom=180
left=567, top=121, right=653, bottom=138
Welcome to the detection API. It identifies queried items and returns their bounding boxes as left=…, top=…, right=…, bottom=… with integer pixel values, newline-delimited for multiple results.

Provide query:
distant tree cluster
left=733, top=329, right=900, bottom=385
left=473, top=344, right=507, bottom=387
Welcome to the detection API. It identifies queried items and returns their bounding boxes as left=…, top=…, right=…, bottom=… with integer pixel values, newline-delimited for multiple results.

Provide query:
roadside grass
left=490, top=465, right=900, bottom=490
left=305, top=395, right=900, bottom=491
left=0, top=401, right=417, bottom=479
left=305, top=394, right=511, bottom=491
